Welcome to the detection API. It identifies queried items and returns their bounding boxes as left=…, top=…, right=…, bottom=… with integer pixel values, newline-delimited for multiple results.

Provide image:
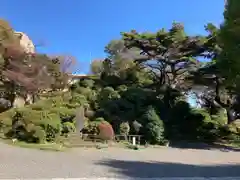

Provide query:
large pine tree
left=218, top=0, right=240, bottom=86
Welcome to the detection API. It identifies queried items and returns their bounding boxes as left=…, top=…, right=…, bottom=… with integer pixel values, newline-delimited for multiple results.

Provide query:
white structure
left=14, top=31, right=35, bottom=53
left=61, top=73, right=87, bottom=92
left=68, top=73, right=87, bottom=85
left=132, top=137, right=136, bottom=146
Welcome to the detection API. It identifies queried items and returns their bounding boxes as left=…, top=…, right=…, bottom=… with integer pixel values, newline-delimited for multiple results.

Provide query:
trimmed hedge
left=0, top=94, right=81, bottom=143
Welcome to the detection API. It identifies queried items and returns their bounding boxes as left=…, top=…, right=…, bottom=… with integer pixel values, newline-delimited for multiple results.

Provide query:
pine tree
left=218, top=0, right=240, bottom=86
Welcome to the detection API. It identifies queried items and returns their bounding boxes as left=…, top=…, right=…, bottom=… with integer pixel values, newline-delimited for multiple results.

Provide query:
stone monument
left=75, top=106, right=85, bottom=134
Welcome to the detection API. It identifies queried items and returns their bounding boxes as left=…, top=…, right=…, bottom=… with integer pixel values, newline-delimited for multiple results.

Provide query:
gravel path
left=0, top=143, right=240, bottom=179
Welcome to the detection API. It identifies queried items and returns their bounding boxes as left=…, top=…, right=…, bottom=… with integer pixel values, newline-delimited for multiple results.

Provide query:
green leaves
left=140, top=106, right=165, bottom=144
left=218, top=0, right=240, bottom=86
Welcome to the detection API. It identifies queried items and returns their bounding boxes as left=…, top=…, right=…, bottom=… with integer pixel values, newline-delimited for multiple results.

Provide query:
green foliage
left=191, top=108, right=212, bottom=123
left=218, top=0, right=240, bottom=86
left=62, top=122, right=75, bottom=135
left=95, top=117, right=105, bottom=122
left=8, top=108, right=62, bottom=142
left=100, top=87, right=120, bottom=99
left=0, top=18, right=239, bottom=147
left=0, top=109, right=15, bottom=127
left=79, top=79, right=95, bottom=88
left=29, top=99, right=55, bottom=111
left=140, top=106, right=165, bottom=144
left=117, top=85, right=128, bottom=92
left=210, top=109, right=228, bottom=125
left=90, top=60, right=104, bottom=75
left=119, top=122, right=130, bottom=135
left=84, top=121, right=99, bottom=134
left=0, top=91, right=79, bottom=143
left=32, top=126, right=46, bottom=143
left=83, top=120, right=101, bottom=134
left=68, top=93, right=88, bottom=108
left=50, top=107, right=75, bottom=119
left=73, top=87, right=96, bottom=102
left=167, top=101, right=213, bottom=140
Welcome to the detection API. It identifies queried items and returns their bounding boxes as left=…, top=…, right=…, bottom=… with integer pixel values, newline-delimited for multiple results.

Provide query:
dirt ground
left=0, top=142, right=239, bottom=179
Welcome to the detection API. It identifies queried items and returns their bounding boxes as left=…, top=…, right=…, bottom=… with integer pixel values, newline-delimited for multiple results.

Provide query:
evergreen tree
left=218, top=0, right=240, bottom=86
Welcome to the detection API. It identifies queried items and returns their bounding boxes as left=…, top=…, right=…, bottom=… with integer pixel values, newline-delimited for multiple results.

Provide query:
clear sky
left=1, top=0, right=224, bottom=74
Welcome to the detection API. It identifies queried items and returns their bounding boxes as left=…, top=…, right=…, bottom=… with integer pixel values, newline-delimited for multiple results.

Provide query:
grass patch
left=217, top=141, right=240, bottom=148
left=0, top=134, right=66, bottom=151
left=115, top=141, right=143, bottom=150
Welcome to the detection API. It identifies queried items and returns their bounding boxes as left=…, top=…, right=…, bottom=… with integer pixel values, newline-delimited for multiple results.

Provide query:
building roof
left=68, top=73, right=87, bottom=78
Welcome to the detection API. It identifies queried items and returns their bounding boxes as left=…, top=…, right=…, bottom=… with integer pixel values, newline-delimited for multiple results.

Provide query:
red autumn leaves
left=97, top=122, right=114, bottom=140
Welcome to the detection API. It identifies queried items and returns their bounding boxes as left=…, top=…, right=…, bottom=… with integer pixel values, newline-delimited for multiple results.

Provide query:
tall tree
left=90, top=59, right=104, bottom=75
left=188, top=23, right=240, bottom=124
left=121, top=23, right=204, bottom=118
left=0, top=19, right=74, bottom=106
left=93, top=40, right=151, bottom=88
left=218, top=0, right=240, bottom=87
left=121, top=23, right=204, bottom=90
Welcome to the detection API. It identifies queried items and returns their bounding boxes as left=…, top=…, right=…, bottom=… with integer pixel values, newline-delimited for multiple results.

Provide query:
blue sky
left=1, top=0, right=224, bottom=74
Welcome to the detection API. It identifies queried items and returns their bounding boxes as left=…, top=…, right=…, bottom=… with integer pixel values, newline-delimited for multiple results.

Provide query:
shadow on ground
left=96, top=159, right=240, bottom=178
left=169, top=141, right=240, bottom=152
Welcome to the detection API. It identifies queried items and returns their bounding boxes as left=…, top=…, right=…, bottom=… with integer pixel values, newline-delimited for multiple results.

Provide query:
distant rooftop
left=68, top=73, right=87, bottom=78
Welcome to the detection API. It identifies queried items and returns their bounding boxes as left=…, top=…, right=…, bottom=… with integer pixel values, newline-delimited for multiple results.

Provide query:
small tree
left=0, top=19, right=75, bottom=107
left=120, top=122, right=130, bottom=140
left=98, top=122, right=115, bottom=142
left=140, top=106, right=165, bottom=144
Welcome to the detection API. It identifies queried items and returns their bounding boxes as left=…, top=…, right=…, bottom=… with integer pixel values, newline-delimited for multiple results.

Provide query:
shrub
left=97, top=122, right=115, bottom=141
left=7, top=108, right=61, bottom=143
left=191, top=108, right=212, bottom=123
left=99, top=87, right=120, bottom=102
left=0, top=109, right=15, bottom=127
left=42, top=113, right=61, bottom=142
left=140, top=106, right=165, bottom=144
left=50, top=107, right=75, bottom=120
left=144, top=122, right=165, bottom=144
left=83, top=121, right=100, bottom=134
left=117, top=85, right=128, bottom=92
left=120, top=122, right=130, bottom=135
left=28, top=100, right=52, bottom=111
left=62, top=122, right=76, bottom=135
left=211, top=109, right=228, bottom=125
left=32, top=126, right=46, bottom=143
left=83, top=118, right=107, bottom=135
left=69, top=94, right=88, bottom=107
left=95, top=117, right=105, bottom=122
left=75, top=87, right=93, bottom=101
left=50, top=96, right=66, bottom=107
left=79, top=79, right=95, bottom=88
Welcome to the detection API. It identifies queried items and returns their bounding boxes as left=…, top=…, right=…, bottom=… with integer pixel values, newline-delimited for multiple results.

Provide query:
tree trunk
left=162, top=87, right=172, bottom=121
left=8, top=92, right=16, bottom=108
left=32, top=94, right=39, bottom=103
left=226, top=108, right=236, bottom=124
